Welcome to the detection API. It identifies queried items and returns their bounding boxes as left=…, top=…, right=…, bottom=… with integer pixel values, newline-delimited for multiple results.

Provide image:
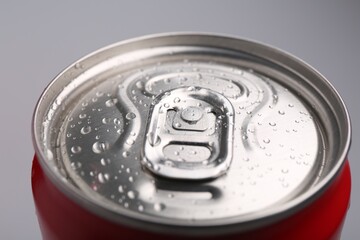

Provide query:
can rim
left=32, top=32, right=352, bottom=236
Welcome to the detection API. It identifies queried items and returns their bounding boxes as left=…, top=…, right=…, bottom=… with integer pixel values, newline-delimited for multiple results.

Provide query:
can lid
left=33, top=33, right=351, bottom=235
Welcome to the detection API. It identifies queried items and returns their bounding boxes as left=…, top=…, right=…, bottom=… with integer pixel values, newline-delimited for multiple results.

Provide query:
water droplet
left=127, top=190, right=136, bottom=199
left=98, top=173, right=110, bottom=183
left=126, top=112, right=136, bottom=120
left=136, top=81, right=144, bottom=89
left=147, top=132, right=161, bottom=146
left=174, top=122, right=181, bottom=128
left=163, top=103, right=170, bottom=108
left=202, top=160, right=209, bottom=165
left=288, top=103, right=294, bottom=108
left=138, top=205, right=144, bottom=212
left=92, top=141, right=109, bottom=154
left=278, top=110, right=285, bottom=115
left=118, top=185, right=124, bottom=193
left=74, top=62, right=83, bottom=69
left=168, top=193, right=174, bottom=198
left=129, top=176, right=134, bottom=182
left=113, top=118, right=121, bottom=125
left=79, top=113, right=87, bottom=119
left=102, top=117, right=111, bottom=124
left=70, top=161, right=82, bottom=169
left=154, top=203, right=165, bottom=212
left=71, top=146, right=82, bottom=154
left=187, top=86, right=195, bottom=91
left=105, top=98, right=118, bottom=107
left=122, top=151, right=130, bottom=158
left=100, top=158, right=107, bottom=166
left=269, top=122, right=276, bottom=127
left=263, top=138, right=270, bottom=144
left=281, top=168, right=289, bottom=174
left=165, top=160, right=174, bottom=167
left=153, top=165, right=160, bottom=172
left=162, top=77, right=170, bottom=84
left=174, top=97, right=180, bottom=103
left=126, top=139, right=135, bottom=145
left=80, top=126, right=92, bottom=135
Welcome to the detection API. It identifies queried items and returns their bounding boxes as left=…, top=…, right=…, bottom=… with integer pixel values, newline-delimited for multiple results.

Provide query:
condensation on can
left=32, top=33, right=351, bottom=240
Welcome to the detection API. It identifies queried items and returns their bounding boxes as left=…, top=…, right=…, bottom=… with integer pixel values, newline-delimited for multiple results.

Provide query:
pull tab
left=142, top=87, right=234, bottom=180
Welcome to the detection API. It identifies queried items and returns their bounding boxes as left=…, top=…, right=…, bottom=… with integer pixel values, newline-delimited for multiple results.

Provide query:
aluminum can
left=32, top=33, right=351, bottom=240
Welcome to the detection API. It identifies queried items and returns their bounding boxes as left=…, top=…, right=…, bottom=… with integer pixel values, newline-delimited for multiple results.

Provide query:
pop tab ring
left=142, top=86, right=234, bottom=180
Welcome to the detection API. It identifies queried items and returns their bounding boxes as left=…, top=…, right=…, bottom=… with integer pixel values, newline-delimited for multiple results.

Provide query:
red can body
left=32, top=155, right=351, bottom=240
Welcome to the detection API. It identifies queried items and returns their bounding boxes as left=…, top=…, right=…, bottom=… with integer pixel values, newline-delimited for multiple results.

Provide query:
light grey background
left=0, top=1, right=359, bottom=239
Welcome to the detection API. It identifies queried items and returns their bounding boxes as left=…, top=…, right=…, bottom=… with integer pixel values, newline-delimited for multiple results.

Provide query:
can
left=32, top=33, right=351, bottom=240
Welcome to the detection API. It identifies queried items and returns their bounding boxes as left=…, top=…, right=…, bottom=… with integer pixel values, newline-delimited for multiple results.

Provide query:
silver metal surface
left=142, top=86, right=234, bottom=180
left=32, top=33, right=351, bottom=235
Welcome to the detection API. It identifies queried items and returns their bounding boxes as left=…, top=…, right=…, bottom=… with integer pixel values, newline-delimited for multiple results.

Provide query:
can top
left=33, top=33, right=351, bottom=236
